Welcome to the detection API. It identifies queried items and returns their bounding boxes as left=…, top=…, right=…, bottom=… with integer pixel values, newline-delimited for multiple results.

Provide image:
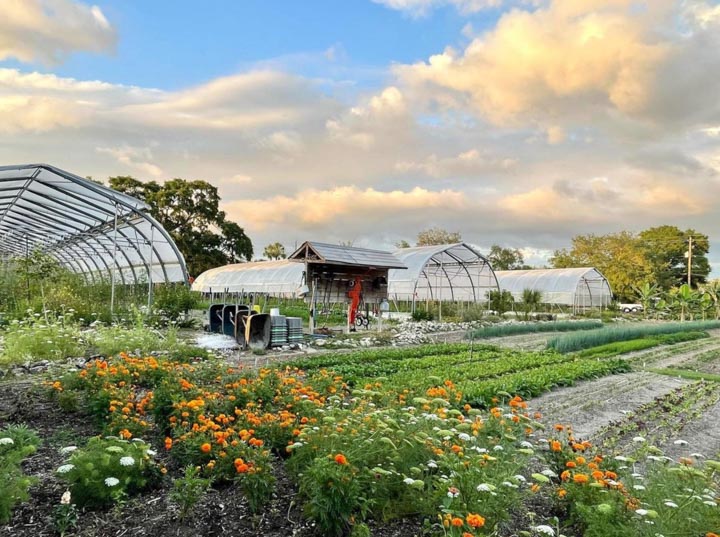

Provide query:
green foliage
left=639, top=226, right=710, bottom=289
left=411, top=308, right=434, bottom=321
left=109, top=176, right=253, bottom=276
left=415, top=227, right=461, bottom=246
left=547, top=321, right=720, bottom=353
left=487, top=244, right=528, bottom=270
left=169, top=465, right=213, bottom=520
left=263, top=242, right=286, bottom=260
left=550, top=231, right=654, bottom=301
left=468, top=320, right=602, bottom=339
left=1, top=312, right=85, bottom=365
left=56, top=436, right=160, bottom=508
left=519, top=288, right=543, bottom=320
left=487, top=289, right=514, bottom=316
left=153, top=285, right=201, bottom=322
left=0, top=424, right=41, bottom=523
left=577, top=331, right=709, bottom=358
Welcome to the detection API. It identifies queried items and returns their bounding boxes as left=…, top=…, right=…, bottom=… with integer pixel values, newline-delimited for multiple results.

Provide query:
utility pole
left=687, top=236, right=693, bottom=287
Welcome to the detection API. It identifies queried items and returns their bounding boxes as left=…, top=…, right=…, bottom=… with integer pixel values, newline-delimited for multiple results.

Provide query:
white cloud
left=95, top=145, right=163, bottom=178
left=0, top=0, right=116, bottom=64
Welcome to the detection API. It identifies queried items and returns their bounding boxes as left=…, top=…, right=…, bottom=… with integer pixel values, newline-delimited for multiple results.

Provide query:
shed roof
left=289, top=241, right=406, bottom=269
left=0, top=164, right=188, bottom=284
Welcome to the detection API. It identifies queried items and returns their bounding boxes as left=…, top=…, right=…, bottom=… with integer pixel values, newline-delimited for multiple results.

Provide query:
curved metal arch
left=0, top=164, right=188, bottom=286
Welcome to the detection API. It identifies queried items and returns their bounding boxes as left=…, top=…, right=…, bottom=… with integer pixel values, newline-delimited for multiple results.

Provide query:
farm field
left=1, top=322, right=720, bottom=537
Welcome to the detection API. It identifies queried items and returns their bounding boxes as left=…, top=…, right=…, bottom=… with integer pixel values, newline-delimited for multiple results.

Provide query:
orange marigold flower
left=573, top=473, right=589, bottom=484
left=334, top=453, right=348, bottom=465
left=575, top=456, right=586, bottom=465
left=466, top=513, right=485, bottom=528
left=554, top=424, right=564, bottom=431
left=565, top=461, right=576, bottom=468
left=591, top=470, right=604, bottom=480
left=560, top=470, right=570, bottom=482
left=463, top=533, right=473, bottom=537
left=200, top=442, right=212, bottom=453
left=558, top=488, right=567, bottom=498
left=450, top=517, right=464, bottom=527
left=550, top=440, right=562, bottom=452
left=164, top=437, right=173, bottom=450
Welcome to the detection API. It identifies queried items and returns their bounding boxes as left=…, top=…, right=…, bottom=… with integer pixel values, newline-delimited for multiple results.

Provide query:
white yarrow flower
left=426, top=460, right=438, bottom=469
left=119, top=456, right=135, bottom=466
left=664, top=501, right=678, bottom=508
left=636, top=509, right=648, bottom=516
left=60, top=491, right=72, bottom=505
left=632, top=436, right=646, bottom=443
left=57, top=464, right=75, bottom=474
left=60, top=446, right=77, bottom=454
left=104, top=477, right=120, bottom=487
left=146, top=449, right=157, bottom=456
left=476, top=483, right=493, bottom=492
left=403, top=477, right=414, bottom=485
left=533, top=525, right=555, bottom=536
left=0, top=437, right=14, bottom=446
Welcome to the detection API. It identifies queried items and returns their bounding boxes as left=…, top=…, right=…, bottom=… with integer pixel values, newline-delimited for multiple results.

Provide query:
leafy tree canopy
left=488, top=244, right=529, bottom=270
left=416, top=228, right=462, bottom=246
left=550, top=231, right=654, bottom=301
left=639, top=225, right=710, bottom=289
left=263, top=242, right=286, bottom=260
left=108, top=176, right=253, bottom=277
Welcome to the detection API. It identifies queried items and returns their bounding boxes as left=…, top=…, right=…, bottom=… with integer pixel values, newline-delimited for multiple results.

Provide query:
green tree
left=108, top=176, right=253, bottom=276
left=550, top=231, right=653, bottom=301
left=263, top=242, right=286, bottom=260
left=639, top=226, right=710, bottom=290
left=487, top=289, right=514, bottom=316
left=416, top=228, right=462, bottom=246
left=666, top=284, right=699, bottom=322
left=488, top=245, right=527, bottom=270
left=520, top=288, right=543, bottom=320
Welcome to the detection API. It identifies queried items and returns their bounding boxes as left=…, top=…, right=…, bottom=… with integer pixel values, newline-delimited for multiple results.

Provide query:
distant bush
left=547, top=321, right=720, bottom=353
left=1, top=313, right=86, bottom=364
left=411, top=309, right=434, bottom=321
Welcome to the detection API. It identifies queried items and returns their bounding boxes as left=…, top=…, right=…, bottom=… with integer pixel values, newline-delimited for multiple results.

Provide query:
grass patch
left=546, top=321, right=720, bottom=353
left=577, top=331, right=709, bottom=359
left=647, top=368, right=720, bottom=382
left=467, top=320, right=603, bottom=339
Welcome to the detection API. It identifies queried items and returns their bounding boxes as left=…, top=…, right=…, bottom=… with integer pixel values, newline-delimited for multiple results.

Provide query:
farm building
left=388, top=243, right=499, bottom=305
left=494, top=267, right=612, bottom=310
left=0, top=164, right=188, bottom=288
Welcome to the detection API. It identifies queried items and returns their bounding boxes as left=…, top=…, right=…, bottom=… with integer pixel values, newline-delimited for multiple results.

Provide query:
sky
left=2, top=0, right=720, bottom=271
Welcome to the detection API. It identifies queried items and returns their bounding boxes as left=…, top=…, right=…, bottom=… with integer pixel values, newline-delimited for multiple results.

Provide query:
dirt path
left=530, top=372, right=690, bottom=439
left=658, top=396, right=720, bottom=460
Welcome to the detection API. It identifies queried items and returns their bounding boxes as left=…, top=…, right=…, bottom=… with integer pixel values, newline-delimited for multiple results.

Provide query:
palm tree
left=520, top=288, right=543, bottom=320
left=667, top=284, right=698, bottom=321
left=700, top=280, right=720, bottom=320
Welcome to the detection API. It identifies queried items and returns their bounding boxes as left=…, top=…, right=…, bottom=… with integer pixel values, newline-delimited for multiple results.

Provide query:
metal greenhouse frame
left=494, top=267, right=612, bottom=312
left=388, top=243, right=499, bottom=310
left=0, top=164, right=188, bottom=309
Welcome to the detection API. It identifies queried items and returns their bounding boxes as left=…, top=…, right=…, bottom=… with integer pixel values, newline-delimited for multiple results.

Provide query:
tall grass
left=467, top=320, right=603, bottom=339
left=547, top=321, right=720, bottom=353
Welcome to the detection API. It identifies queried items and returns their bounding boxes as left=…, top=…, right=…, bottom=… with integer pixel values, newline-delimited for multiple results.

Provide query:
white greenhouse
left=494, top=267, right=613, bottom=310
left=191, top=260, right=305, bottom=296
left=0, top=164, right=188, bottom=285
left=388, top=243, right=499, bottom=304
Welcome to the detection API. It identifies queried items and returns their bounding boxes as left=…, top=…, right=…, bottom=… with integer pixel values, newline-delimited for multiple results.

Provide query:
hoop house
left=192, top=260, right=305, bottom=296
left=0, top=164, right=188, bottom=285
left=494, top=267, right=612, bottom=309
left=388, top=243, right=499, bottom=302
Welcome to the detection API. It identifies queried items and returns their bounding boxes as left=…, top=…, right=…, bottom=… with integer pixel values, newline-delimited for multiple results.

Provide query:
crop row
left=285, top=342, right=473, bottom=370
left=467, top=319, right=603, bottom=339
left=546, top=320, right=720, bottom=353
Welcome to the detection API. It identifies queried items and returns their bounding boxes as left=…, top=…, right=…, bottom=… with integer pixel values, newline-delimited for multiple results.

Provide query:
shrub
left=0, top=424, right=41, bottom=523
left=1, top=312, right=85, bottom=364
left=412, top=309, right=434, bottom=321
left=56, top=436, right=161, bottom=508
